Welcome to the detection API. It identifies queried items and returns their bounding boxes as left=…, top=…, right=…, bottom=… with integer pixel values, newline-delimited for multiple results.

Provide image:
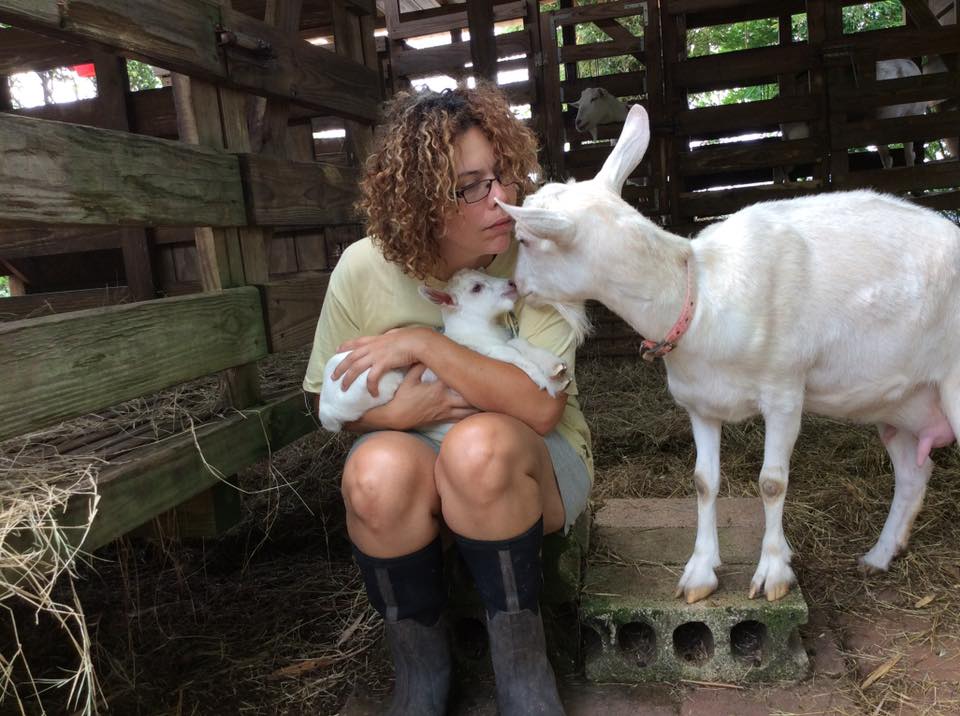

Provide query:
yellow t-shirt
left=302, top=237, right=594, bottom=482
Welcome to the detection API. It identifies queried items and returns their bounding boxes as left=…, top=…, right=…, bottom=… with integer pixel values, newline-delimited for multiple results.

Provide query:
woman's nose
left=488, top=177, right=512, bottom=203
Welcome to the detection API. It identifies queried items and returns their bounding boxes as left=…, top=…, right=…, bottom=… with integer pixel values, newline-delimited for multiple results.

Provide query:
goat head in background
left=496, top=104, right=960, bottom=604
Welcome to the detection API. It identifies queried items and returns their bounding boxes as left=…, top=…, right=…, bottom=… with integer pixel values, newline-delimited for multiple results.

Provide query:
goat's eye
left=471, top=283, right=483, bottom=293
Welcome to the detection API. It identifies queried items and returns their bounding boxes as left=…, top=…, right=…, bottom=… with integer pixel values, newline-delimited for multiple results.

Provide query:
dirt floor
left=8, top=354, right=960, bottom=715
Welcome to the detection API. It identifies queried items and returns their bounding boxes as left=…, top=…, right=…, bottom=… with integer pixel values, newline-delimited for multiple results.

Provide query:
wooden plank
left=832, top=110, right=960, bottom=148
left=0, top=113, right=246, bottom=227
left=830, top=71, right=960, bottom=112
left=685, top=0, right=805, bottom=29
left=0, top=0, right=59, bottom=25
left=0, top=226, right=122, bottom=259
left=0, top=0, right=224, bottom=77
left=0, top=287, right=267, bottom=442
left=677, top=184, right=819, bottom=218
left=385, top=1, right=526, bottom=41
left=911, top=188, right=960, bottom=210
left=549, top=0, right=647, bottom=26
left=0, top=0, right=380, bottom=121
left=45, top=390, right=317, bottom=553
left=261, top=271, right=331, bottom=352
left=833, top=160, right=960, bottom=193
left=220, top=6, right=380, bottom=123
left=559, top=36, right=645, bottom=64
left=240, top=154, right=360, bottom=226
left=676, top=95, right=820, bottom=136
left=0, top=27, right=92, bottom=75
left=674, top=43, right=815, bottom=91
left=390, top=30, right=529, bottom=78
left=680, top=137, right=820, bottom=175
left=826, top=24, right=960, bottom=61
left=0, top=286, right=131, bottom=321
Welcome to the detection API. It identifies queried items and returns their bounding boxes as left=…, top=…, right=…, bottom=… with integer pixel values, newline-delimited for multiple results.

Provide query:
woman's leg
left=435, top=414, right=567, bottom=716
left=342, top=432, right=450, bottom=716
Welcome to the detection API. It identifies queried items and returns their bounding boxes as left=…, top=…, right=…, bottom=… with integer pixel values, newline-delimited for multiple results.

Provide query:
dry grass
left=4, top=351, right=960, bottom=714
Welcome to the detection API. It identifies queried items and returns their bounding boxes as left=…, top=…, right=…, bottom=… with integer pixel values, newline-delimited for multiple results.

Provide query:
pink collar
left=640, top=259, right=695, bottom=362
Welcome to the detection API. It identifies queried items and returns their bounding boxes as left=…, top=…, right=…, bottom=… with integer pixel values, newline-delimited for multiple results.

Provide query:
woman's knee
left=342, top=436, right=436, bottom=530
left=437, top=415, right=532, bottom=506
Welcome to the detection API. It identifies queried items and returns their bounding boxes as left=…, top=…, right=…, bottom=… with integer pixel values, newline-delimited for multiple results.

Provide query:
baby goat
left=497, top=104, right=960, bottom=604
left=318, top=269, right=570, bottom=439
left=571, top=87, right=629, bottom=140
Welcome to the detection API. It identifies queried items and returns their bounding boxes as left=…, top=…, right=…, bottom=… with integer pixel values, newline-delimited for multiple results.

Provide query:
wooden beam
left=833, top=161, right=960, bottom=193
left=0, top=113, right=245, bottom=227
left=680, top=137, right=821, bottom=175
left=0, top=27, right=93, bottom=75
left=0, top=286, right=131, bottom=320
left=676, top=95, right=820, bottom=137
left=674, top=43, right=815, bottom=91
left=0, top=0, right=380, bottom=121
left=385, top=1, right=526, bottom=41
left=261, top=271, right=331, bottom=352
left=239, top=154, right=360, bottom=226
left=0, top=287, right=267, bottom=442
left=33, top=390, right=317, bottom=554
left=391, top=30, right=529, bottom=78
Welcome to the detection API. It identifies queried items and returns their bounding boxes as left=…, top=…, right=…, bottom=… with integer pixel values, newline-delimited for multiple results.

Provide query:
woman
left=302, top=84, right=593, bottom=715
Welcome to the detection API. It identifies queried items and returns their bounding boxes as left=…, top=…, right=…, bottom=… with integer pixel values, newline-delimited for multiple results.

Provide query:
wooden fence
left=0, top=0, right=380, bottom=551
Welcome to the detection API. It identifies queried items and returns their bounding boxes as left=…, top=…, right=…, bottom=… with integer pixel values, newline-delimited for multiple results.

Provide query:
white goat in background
left=497, top=104, right=960, bottom=603
left=779, top=58, right=928, bottom=178
left=571, top=87, right=629, bottom=140
left=319, top=269, right=570, bottom=438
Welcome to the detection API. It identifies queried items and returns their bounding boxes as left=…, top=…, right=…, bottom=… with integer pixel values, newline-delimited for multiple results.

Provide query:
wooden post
left=0, top=74, right=11, bottom=111
left=331, top=0, right=376, bottom=166
left=660, top=2, right=686, bottom=227
left=539, top=8, right=564, bottom=179
left=467, top=0, right=497, bottom=82
left=92, top=52, right=158, bottom=301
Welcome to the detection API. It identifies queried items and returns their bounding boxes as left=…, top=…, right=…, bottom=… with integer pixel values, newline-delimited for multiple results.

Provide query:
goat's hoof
left=857, top=555, right=890, bottom=576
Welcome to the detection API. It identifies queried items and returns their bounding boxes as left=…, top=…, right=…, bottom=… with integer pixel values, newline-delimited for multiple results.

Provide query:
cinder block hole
left=583, top=623, right=604, bottom=660
left=453, top=616, right=488, bottom=660
left=617, top=621, right=658, bottom=667
left=730, top=620, right=769, bottom=667
left=672, top=621, right=714, bottom=665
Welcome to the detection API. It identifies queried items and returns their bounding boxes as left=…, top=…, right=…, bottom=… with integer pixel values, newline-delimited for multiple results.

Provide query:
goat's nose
left=507, top=280, right=517, bottom=290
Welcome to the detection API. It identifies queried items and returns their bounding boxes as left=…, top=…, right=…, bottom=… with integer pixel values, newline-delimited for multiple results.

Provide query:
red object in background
left=73, top=63, right=97, bottom=78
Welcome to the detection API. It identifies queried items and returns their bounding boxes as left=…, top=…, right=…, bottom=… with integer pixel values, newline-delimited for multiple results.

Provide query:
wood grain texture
left=261, top=271, right=330, bottom=352
left=0, top=287, right=267, bottom=441
left=0, top=113, right=245, bottom=227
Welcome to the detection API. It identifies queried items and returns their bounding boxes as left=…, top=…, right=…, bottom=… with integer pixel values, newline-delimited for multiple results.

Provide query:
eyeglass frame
left=455, top=175, right=522, bottom=204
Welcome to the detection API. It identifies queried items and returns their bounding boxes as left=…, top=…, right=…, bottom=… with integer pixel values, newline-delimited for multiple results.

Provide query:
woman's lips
left=486, top=218, right=514, bottom=230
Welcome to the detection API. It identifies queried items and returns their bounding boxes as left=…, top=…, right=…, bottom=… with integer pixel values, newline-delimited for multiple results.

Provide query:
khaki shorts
left=347, top=428, right=590, bottom=535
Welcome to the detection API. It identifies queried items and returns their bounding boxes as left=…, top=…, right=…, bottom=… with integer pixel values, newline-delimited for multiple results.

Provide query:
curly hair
left=356, top=83, right=541, bottom=279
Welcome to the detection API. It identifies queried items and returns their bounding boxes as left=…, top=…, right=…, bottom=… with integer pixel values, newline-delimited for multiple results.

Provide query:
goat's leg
left=904, top=141, right=916, bottom=168
left=876, top=145, right=894, bottom=169
left=749, top=407, right=801, bottom=601
left=675, top=411, right=722, bottom=603
left=859, top=425, right=932, bottom=574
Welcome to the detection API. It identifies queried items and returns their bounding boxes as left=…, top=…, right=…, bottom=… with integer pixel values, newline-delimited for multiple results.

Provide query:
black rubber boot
left=352, top=538, right=451, bottom=716
left=486, top=608, right=565, bottom=716
left=383, top=616, right=451, bottom=716
left=454, top=518, right=565, bottom=716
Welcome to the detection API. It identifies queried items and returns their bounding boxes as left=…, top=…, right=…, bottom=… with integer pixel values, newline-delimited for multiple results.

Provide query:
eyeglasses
left=455, top=175, right=522, bottom=204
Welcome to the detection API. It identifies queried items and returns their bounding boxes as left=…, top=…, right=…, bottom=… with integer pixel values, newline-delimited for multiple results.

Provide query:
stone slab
left=593, top=497, right=765, bottom=565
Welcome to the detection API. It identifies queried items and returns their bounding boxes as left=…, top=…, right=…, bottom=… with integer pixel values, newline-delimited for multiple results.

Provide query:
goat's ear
left=418, top=286, right=456, bottom=307
left=568, top=99, right=580, bottom=108
left=595, top=104, right=650, bottom=194
left=495, top=200, right=575, bottom=246
left=597, top=87, right=608, bottom=96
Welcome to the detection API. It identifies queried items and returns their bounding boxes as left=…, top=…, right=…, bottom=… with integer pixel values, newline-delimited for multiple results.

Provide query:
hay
left=0, top=349, right=316, bottom=715
left=5, top=349, right=960, bottom=713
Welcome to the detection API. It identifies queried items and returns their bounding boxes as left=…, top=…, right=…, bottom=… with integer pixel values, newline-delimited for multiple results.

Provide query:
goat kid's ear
left=595, top=104, right=650, bottom=194
left=418, top=286, right=456, bottom=307
left=568, top=100, right=579, bottom=108
left=495, top=200, right=575, bottom=247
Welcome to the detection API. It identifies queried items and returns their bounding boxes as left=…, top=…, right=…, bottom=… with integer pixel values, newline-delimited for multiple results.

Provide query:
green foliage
left=0, top=276, right=8, bottom=298
left=126, top=60, right=161, bottom=91
left=842, top=1, right=904, bottom=33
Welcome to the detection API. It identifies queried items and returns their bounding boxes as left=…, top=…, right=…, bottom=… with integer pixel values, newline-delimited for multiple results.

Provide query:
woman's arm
left=333, top=328, right=567, bottom=435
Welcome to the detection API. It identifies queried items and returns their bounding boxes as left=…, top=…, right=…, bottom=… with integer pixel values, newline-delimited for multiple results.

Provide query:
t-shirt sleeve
left=302, top=263, right=362, bottom=394
left=516, top=302, right=580, bottom=397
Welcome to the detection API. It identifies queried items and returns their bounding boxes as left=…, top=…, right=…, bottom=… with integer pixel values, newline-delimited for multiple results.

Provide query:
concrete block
left=583, top=498, right=808, bottom=683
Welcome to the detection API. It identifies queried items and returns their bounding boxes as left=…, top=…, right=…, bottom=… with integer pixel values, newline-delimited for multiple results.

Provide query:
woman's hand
left=334, top=327, right=435, bottom=396
left=377, top=363, right=478, bottom=430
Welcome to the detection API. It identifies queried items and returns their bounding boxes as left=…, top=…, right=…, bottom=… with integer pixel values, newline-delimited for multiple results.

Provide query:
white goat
left=778, top=59, right=928, bottom=179
left=571, top=87, right=629, bottom=141
left=318, top=269, right=570, bottom=439
left=497, top=104, right=960, bottom=604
